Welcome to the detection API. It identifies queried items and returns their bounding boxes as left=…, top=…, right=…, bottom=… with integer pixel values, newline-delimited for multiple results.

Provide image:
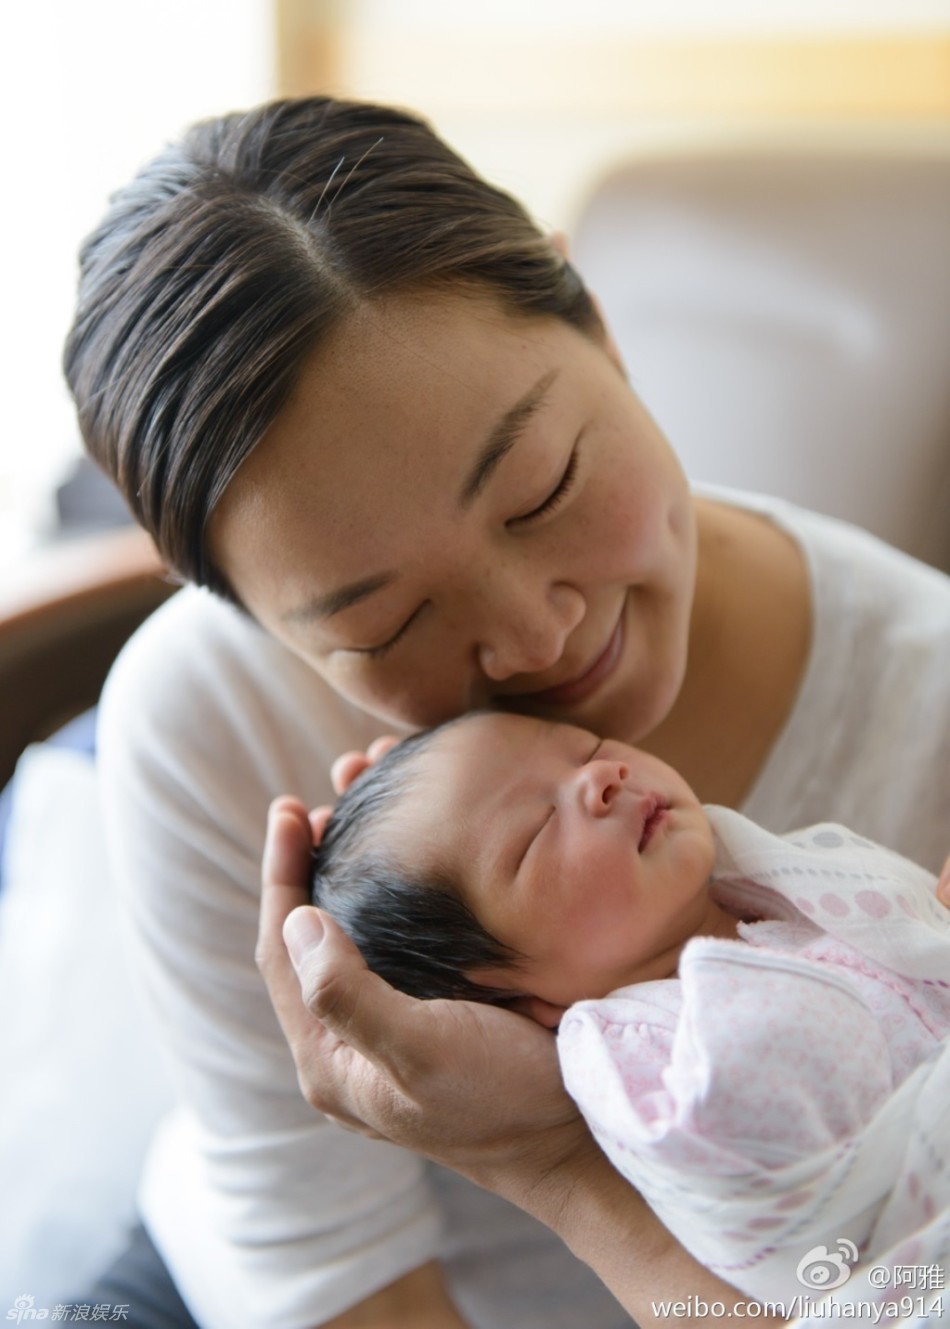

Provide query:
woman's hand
left=937, top=854, right=950, bottom=909
left=258, top=797, right=588, bottom=1199
left=330, top=735, right=401, bottom=796
left=258, top=797, right=786, bottom=1327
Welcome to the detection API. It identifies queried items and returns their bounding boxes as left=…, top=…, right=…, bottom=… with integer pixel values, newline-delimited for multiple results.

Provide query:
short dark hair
left=311, top=718, right=523, bottom=1003
left=63, top=96, right=602, bottom=601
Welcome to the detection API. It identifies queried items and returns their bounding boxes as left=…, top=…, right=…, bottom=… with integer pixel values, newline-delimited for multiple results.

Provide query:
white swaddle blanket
left=557, top=808, right=950, bottom=1305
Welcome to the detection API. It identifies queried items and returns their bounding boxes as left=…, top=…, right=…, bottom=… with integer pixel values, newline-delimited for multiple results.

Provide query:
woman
left=65, top=95, right=950, bottom=1327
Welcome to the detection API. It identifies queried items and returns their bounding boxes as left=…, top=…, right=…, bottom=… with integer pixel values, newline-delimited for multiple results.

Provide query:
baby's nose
left=576, top=759, right=629, bottom=817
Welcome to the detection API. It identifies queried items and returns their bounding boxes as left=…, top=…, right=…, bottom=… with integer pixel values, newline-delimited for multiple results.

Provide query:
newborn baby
left=312, top=711, right=950, bottom=1302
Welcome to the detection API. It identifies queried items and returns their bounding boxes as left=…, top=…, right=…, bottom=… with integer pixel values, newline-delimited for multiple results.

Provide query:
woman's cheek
left=580, top=455, right=659, bottom=569
left=298, top=651, right=410, bottom=725
left=325, top=654, right=469, bottom=729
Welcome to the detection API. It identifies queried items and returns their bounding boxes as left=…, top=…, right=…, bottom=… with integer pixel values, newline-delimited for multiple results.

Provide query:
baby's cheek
left=568, top=866, right=636, bottom=959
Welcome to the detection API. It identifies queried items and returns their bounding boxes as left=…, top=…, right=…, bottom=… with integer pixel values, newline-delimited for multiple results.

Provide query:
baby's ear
left=506, top=994, right=568, bottom=1029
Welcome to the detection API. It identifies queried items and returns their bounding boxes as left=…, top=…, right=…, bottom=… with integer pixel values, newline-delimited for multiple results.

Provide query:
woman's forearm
left=318, top=1261, right=471, bottom=1328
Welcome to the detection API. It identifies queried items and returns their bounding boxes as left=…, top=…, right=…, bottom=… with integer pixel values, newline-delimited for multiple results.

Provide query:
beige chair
left=571, top=149, right=950, bottom=572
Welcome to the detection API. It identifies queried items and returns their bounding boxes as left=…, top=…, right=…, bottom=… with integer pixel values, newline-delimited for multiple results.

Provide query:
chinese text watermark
left=5, top=1296, right=129, bottom=1323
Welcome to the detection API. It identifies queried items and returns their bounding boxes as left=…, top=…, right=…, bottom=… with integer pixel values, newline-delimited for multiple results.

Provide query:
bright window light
left=0, top=0, right=275, bottom=569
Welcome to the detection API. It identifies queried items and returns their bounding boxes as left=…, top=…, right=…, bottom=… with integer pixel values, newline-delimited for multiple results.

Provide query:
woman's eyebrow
left=457, top=369, right=559, bottom=510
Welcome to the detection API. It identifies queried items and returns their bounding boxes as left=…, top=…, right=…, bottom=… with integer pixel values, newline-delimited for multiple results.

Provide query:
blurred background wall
left=276, top=1, right=950, bottom=228
left=3, top=0, right=949, bottom=569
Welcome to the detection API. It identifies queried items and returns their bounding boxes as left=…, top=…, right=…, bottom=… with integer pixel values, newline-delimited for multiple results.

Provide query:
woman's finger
left=261, top=796, right=312, bottom=891
left=937, top=854, right=950, bottom=909
left=331, top=737, right=403, bottom=794
left=309, top=805, right=333, bottom=845
left=366, top=734, right=401, bottom=761
left=330, top=750, right=372, bottom=794
left=257, top=797, right=322, bottom=1051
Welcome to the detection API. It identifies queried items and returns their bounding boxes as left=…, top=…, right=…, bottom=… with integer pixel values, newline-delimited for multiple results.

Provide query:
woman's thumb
left=283, top=905, right=372, bottom=1023
left=283, top=907, right=417, bottom=1066
left=284, top=906, right=326, bottom=968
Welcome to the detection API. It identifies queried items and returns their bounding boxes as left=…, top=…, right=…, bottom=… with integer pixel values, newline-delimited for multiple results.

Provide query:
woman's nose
left=574, top=760, right=630, bottom=817
left=476, top=582, right=586, bottom=682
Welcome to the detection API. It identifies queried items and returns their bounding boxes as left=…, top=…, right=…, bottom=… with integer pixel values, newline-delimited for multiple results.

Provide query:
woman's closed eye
left=354, top=602, right=428, bottom=660
left=507, top=442, right=580, bottom=528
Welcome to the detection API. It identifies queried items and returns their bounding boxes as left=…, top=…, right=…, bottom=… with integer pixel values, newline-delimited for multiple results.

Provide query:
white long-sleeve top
left=97, top=489, right=950, bottom=1328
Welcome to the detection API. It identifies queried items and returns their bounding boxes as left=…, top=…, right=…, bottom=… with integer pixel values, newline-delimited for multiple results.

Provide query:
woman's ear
left=548, top=232, right=626, bottom=374
left=506, top=994, right=569, bottom=1030
left=588, top=292, right=626, bottom=373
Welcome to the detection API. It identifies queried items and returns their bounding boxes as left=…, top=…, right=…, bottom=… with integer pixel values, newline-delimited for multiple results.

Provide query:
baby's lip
left=638, top=796, right=670, bottom=852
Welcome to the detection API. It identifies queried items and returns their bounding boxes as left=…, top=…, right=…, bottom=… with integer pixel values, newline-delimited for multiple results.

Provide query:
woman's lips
left=516, top=612, right=625, bottom=708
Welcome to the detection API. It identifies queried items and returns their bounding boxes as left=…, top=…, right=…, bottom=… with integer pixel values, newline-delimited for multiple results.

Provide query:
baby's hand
left=937, top=853, right=950, bottom=910
left=330, top=735, right=401, bottom=795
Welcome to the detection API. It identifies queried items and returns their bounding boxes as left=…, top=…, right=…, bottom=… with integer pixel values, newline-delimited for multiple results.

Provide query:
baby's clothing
left=558, top=807, right=950, bottom=1303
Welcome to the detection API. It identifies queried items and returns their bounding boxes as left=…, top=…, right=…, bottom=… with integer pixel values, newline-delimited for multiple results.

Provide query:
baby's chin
left=567, top=949, right=686, bottom=1001
left=541, top=973, right=644, bottom=1010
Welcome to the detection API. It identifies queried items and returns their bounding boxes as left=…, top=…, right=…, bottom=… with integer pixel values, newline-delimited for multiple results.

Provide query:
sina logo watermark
left=6, top=1295, right=48, bottom=1323
left=796, top=1238, right=859, bottom=1291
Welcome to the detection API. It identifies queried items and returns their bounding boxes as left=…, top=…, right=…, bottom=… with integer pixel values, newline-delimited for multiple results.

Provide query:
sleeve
left=736, top=496, right=950, bottom=874
left=97, top=590, right=442, bottom=1329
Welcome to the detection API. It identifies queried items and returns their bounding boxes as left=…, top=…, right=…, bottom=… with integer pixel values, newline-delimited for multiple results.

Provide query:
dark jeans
left=67, top=1223, right=200, bottom=1329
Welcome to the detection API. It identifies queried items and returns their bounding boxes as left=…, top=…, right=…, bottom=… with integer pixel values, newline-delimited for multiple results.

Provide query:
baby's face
left=386, top=712, right=717, bottom=1019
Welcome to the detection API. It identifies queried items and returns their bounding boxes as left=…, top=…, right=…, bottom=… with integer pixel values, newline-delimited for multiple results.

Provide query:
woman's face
left=210, top=290, right=696, bottom=742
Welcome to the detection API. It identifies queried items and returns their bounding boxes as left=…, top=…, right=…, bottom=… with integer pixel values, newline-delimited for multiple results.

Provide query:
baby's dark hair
left=311, top=715, right=523, bottom=1004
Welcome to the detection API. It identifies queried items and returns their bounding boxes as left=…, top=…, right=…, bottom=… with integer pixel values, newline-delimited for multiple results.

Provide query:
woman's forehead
left=285, top=290, right=559, bottom=427
left=209, top=292, right=581, bottom=607
left=233, top=293, right=573, bottom=494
